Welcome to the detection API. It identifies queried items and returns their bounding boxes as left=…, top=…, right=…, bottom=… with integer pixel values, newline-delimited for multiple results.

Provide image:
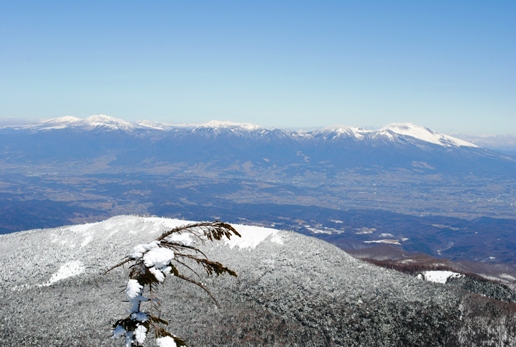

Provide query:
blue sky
left=1, top=1, right=514, bottom=134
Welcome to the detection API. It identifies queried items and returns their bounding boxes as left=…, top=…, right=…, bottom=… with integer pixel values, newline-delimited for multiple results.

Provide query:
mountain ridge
left=2, top=115, right=477, bottom=148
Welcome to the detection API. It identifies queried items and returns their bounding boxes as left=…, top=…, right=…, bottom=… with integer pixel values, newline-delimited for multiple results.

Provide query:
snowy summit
left=15, top=114, right=136, bottom=131
left=377, top=123, right=477, bottom=148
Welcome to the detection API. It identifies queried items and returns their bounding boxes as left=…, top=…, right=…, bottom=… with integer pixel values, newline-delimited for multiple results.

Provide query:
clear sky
left=1, top=1, right=514, bottom=134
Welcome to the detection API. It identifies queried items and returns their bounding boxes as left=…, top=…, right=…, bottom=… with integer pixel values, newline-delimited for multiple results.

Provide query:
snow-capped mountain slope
left=329, top=126, right=366, bottom=139
left=1, top=216, right=515, bottom=346
left=376, top=123, right=477, bottom=148
left=135, top=119, right=263, bottom=132
left=13, top=114, right=136, bottom=132
left=312, top=123, right=477, bottom=148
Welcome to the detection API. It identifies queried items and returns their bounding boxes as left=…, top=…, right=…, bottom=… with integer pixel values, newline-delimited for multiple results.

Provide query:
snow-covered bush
left=105, top=221, right=241, bottom=347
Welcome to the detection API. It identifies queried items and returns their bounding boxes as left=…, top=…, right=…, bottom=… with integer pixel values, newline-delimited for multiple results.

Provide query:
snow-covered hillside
left=1, top=216, right=515, bottom=346
left=376, top=123, right=477, bottom=148
left=17, top=115, right=136, bottom=131
left=0, top=216, right=283, bottom=291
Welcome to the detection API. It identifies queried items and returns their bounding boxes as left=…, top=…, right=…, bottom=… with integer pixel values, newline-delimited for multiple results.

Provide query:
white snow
left=332, top=126, right=365, bottom=139
left=131, top=241, right=160, bottom=259
left=40, top=261, right=85, bottom=286
left=378, top=123, right=477, bottom=148
left=355, top=227, right=376, bottom=235
left=81, top=235, right=93, bottom=248
left=135, top=120, right=170, bottom=130
left=149, top=266, right=166, bottom=282
left=166, top=232, right=194, bottom=246
left=131, top=311, right=149, bottom=322
left=33, top=116, right=82, bottom=130
left=3, top=215, right=289, bottom=290
left=126, top=279, right=143, bottom=299
left=500, top=274, right=516, bottom=281
left=270, top=234, right=284, bottom=245
left=364, top=239, right=401, bottom=245
left=136, top=119, right=263, bottom=131
left=85, top=114, right=135, bottom=131
left=127, top=288, right=149, bottom=314
left=68, top=222, right=98, bottom=233
left=418, top=270, right=463, bottom=284
left=323, top=123, right=477, bottom=148
left=201, top=120, right=262, bottom=131
left=18, top=114, right=136, bottom=131
left=134, top=325, right=147, bottom=344
left=308, top=228, right=332, bottom=235
left=4, top=115, right=480, bottom=149
left=225, top=224, right=280, bottom=249
left=143, top=247, right=175, bottom=268
left=156, top=336, right=177, bottom=347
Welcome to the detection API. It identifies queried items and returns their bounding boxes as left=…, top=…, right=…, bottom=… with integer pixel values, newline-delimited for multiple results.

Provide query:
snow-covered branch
left=106, top=221, right=241, bottom=347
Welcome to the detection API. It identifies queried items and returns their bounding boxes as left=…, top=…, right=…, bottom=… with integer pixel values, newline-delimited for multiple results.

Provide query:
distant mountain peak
left=37, top=116, right=83, bottom=129
left=323, top=123, right=477, bottom=148
left=82, top=114, right=135, bottom=130
left=16, top=114, right=135, bottom=131
left=200, top=120, right=262, bottom=131
left=378, top=123, right=477, bottom=148
left=134, top=120, right=263, bottom=132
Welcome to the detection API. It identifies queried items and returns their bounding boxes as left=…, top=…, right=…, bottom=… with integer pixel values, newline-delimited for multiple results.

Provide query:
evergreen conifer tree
left=105, top=221, right=240, bottom=347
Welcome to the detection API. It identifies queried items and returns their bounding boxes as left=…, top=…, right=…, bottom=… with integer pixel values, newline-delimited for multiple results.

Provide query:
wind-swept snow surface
left=39, top=260, right=85, bottom=287
left=378, top=123, right=477, bottom=148
left=156, top=336, right=177, bottom=347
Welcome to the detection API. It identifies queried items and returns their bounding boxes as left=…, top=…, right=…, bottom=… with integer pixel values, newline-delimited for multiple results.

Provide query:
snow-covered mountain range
left=5, top=114, right=477, bottom=148
left=1, top=216, right=515, bottom=346
left=2, top=114, right=513, bottom=181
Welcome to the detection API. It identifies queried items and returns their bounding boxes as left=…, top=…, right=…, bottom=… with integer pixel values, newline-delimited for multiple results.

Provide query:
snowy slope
left=316, top=123, right=477, bottom=148
left=377, top=123, right=477, bottom=148
left=0, top=216, right=283, bottom=291
left=135, top=120, right=263, bottom=132
left=1, top=216, right=515, bottom=346
left=12, top=115, right=136, bottom=131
